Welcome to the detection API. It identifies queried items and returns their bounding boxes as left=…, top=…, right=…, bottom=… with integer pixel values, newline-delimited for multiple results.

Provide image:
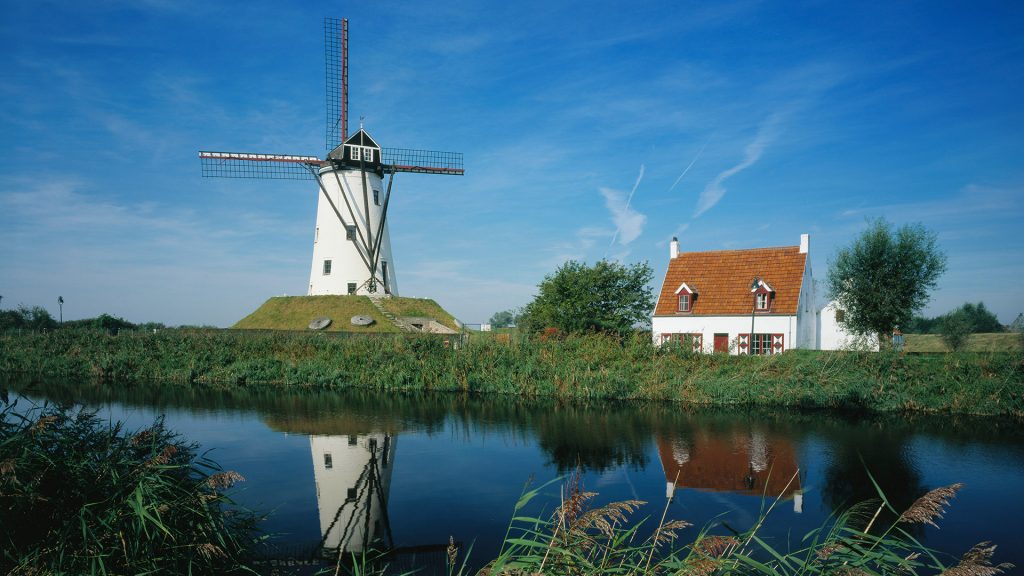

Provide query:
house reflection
left=656, top=429, right=803, bottom=512
left=310, top=433, right=396, bottom=555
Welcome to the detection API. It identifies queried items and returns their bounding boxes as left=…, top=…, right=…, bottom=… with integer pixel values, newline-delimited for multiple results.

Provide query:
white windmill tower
left=199, top=18, right=464, bottom=297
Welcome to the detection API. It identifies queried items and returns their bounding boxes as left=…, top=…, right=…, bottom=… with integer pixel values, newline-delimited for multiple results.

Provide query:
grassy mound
left=232, top=295, right=398, bottom=332
left=375, top=296, right=461, bottom=331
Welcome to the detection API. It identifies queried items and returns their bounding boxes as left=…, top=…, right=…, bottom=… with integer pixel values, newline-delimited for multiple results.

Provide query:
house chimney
left=670, top=236, right=679, bottom=259
left=799, top=233, right=809, bottom=254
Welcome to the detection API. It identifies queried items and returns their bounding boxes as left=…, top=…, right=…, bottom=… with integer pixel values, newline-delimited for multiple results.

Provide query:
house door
left=713, top=333, right=729, bottom=353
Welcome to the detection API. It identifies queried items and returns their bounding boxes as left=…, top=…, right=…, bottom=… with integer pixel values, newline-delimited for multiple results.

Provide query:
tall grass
left=471, top=472, right=1014, bottom=576
left=0, top=403, right=260, bottom=574
left=1, top=329, right=1022, bottom=416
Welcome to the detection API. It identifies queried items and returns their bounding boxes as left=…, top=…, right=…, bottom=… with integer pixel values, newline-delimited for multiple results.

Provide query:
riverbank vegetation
left=2, top=329, right=1021, bottom=417
left=0, top=404, right=258, bottom=574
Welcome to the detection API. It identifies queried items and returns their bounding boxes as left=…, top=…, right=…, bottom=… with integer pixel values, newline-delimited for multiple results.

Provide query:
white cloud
left=694, top=113, right=782, bottom=218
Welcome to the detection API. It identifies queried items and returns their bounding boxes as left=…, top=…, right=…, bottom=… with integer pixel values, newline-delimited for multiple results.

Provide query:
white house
left=651, top=234, right=816, bottom=354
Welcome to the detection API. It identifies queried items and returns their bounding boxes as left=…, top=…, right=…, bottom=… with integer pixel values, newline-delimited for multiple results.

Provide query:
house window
left=751, top=333, right=772, bottom=355
left=323, top=259, right=332, bottom=275
left=835, top=309, right=846, bottom=323
left=678, top=294, right=690, bottom=312
left=756, top=292, right=769, bottom=310
left=373, top=189, right=380, bottom=206
left=323, top=453, right=332, bottom=469
left=346, top=225, right=356, bottom=241
left=347, top=282, right=357, bottom=295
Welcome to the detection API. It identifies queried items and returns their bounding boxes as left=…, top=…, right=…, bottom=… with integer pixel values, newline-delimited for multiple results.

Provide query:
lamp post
left=57, top=296, right=63, bottom=325
left=750, top=277, right=760, bottom=355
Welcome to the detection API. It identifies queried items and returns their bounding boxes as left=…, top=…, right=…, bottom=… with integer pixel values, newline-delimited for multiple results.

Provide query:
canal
left=7, top=378, right=1023, bottom=573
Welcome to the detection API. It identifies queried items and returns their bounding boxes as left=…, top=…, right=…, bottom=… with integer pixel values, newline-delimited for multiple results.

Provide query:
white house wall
left=652, top=315, right=800, bottom=354
left=795, top=259, right=816, bottom=349
left=308, top=165, right=397, bottom=296
left=817, top=301, right=879, bottom=351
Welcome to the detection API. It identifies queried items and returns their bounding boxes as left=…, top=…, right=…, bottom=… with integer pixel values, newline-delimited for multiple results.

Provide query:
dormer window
left=750, top=278, right=774, bottom=312
left=674, top=282, right=697, bottom=313
left=678, top=294, right=691, bottom=312
left=756, top=292, right=768, bottom=310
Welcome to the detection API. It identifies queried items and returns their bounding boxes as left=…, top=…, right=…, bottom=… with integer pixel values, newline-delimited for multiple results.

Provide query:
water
left=6, top=378, right=1024, bottom=573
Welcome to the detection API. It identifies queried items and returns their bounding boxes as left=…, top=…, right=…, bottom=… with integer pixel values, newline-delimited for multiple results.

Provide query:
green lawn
left=904, top=332, right=1023, bottom=353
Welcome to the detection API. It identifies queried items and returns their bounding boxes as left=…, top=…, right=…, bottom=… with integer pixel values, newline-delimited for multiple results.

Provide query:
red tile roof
left=654, top=246, right=807, bottom=316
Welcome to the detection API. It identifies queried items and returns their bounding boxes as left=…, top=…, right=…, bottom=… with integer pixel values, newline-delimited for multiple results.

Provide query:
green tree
left=827, top=218, right=946, bottom=344
left=488, top=309, right=520, bottom=328
left=939, top=308, right=972, bottom=351
left=520, top=260, right=653, bottom=336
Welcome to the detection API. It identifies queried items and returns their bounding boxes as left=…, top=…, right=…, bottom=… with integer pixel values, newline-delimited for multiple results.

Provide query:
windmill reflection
left=310, top=433, right=396, bottom=556
left=657, top=428, right=803, bottom=512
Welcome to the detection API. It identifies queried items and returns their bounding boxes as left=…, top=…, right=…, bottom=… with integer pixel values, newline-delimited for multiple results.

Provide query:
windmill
left=199, top=18, right=463, bottom=297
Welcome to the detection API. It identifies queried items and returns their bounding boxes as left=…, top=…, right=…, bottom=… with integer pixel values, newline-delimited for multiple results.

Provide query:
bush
left=0, top=404, right=259, bottom=573
left=940, top=310, right=972, bottom=351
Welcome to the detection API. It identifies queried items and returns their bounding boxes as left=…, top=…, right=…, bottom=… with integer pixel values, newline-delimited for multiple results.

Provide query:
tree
left=827, top=218, right=946, bottom=343
left=1010, top=313, right=1024, bottom=333
left=939, top=308, right=971, bottom=351
left=488, top=309, right=520, bottom=329
left=520, top=260, right=653, bottom=336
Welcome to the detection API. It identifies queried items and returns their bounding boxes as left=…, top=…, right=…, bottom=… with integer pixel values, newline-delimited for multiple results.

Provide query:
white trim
left=751, top=279, right=774, bottom=293
left=674, top=282, right=696, bottom=295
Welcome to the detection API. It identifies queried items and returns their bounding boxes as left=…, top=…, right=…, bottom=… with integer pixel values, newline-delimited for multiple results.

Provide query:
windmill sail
left=324, top=17, right=348, bottom=151
left=381, top=148, right=464, bottom=175
left=199, top=151, right=320, bottom=180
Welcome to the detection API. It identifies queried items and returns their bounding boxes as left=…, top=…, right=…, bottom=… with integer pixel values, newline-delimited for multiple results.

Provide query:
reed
left=1, top=329, right=1022, bottom=417
left=473, top=473, right=1015, bottom=576
left=0, top=402, right=260, bottom=574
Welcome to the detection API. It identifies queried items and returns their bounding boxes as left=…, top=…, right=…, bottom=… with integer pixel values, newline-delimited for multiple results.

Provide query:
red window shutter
left=772, top=333, right=784, bottom=354
left=738, top=333, right=749, bottom=355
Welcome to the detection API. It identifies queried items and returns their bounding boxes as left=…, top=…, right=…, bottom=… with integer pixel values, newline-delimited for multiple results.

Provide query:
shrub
left=940, top=309, right=972, bottom=351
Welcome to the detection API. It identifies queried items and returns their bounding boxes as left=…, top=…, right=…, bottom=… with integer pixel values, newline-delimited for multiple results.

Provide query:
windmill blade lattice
left=381, top=148, right=464, bottom=175
left=199, top=151, right=320, bottom=180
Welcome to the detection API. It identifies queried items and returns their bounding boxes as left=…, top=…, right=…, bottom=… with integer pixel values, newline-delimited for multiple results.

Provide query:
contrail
left=667, top=138, right=709, bottom=194
left=606, top=164, right=646, bottom=252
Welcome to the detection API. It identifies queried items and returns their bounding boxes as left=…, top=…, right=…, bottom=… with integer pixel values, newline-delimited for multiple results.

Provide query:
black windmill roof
left=327, top=128, right=382, bottom=163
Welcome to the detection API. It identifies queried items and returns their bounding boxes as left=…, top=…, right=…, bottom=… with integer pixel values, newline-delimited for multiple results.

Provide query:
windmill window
left=373, top=189, right=380, bottom=205
left=382, top=261, right=388, bottom=288
left=323, top=453, right=333, bottom=469
left=314, top=226, right=319, bottom=243
left=347, top=283, right=356, bottom=295
left=346, top=225, right=356, bottom=241
left=347, top=488, right=357, bottom=500
left=363, top=148, right=375, bottom=162
left=323, top=259, right=332, bottom=275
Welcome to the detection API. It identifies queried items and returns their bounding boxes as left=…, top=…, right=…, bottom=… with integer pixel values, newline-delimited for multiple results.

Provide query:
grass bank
left=904, top=332, right=1023, bottom=353
left=1, top=329, right=1021, bottom=417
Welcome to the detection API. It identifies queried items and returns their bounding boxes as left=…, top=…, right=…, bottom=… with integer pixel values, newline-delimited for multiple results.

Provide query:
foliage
left=2, top=330, right=1023, bottom=417
left=907, top=301, right=1005, bottom=334
left=0, top=404, right=259, bottom=574
left=520, top=260, right=654, bottom=336
left=1010, top=313, right=1024, bottom=333
left=479, top=474, right=1013, bottom=576
left=940, top=309, right=973, bottom=351
left=827, top=218, right=946, bottom=340
left=0, top=306, right=58, bottom=332
left=488, top=308, right=521, bottom=329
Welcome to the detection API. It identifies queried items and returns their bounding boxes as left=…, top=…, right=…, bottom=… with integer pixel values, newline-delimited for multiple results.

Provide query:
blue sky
left=2, top=0, right=1022, bottom=326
